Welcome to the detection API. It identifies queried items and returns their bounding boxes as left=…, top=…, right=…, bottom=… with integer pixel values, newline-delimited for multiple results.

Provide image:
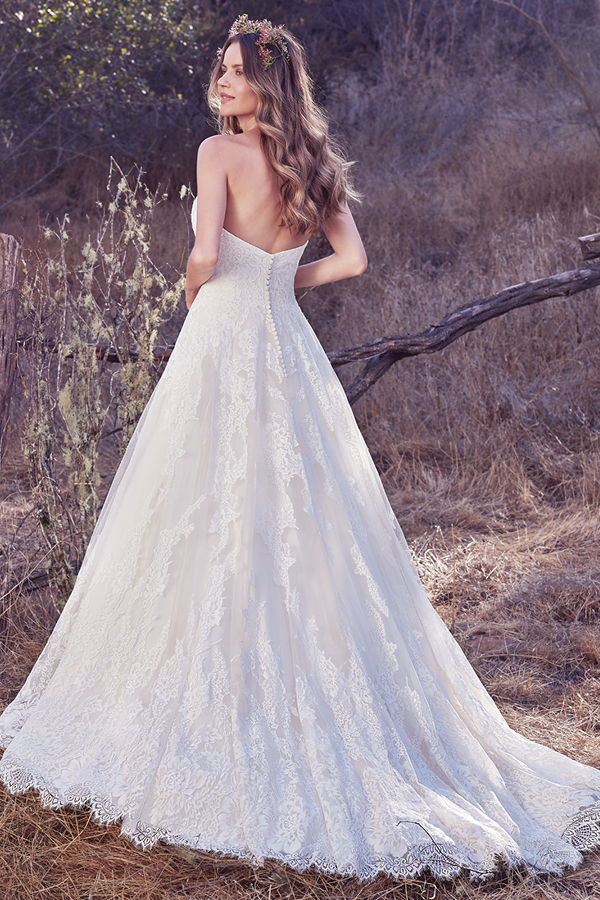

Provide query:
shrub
left=19, top=162, right=184, bottom=594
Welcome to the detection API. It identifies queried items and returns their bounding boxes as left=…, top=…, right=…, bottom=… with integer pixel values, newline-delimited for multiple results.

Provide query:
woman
left=1, top=15, right=600, bottom=882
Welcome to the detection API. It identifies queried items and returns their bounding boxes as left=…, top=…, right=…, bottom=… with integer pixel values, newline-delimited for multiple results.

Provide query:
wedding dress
left=1, top=213, right=600, bottom=882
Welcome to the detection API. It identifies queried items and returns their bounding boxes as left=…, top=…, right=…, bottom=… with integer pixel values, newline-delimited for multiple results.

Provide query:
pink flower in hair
left=229, top=14, right=290, bottom=70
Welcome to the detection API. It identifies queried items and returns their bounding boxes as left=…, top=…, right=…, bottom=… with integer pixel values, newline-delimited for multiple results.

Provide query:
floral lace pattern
left=2, top=224, right=600, bottom=881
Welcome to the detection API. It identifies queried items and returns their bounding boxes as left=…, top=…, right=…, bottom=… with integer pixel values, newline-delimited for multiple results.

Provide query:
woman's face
left=217, top=41, right=258, bottom=122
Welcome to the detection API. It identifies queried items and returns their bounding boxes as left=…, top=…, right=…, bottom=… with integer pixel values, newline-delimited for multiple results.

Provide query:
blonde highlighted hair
left=207, top=26, right=359, bottom=235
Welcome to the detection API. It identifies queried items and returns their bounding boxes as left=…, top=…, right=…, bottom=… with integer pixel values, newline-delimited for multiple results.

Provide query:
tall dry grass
left=2, top=1, right=600, bottom=896
left=311, top=9, right=600, bottom=539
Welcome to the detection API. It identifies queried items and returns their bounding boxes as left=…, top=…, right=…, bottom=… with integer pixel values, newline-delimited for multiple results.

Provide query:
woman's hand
left=184, top=284, right=201, bottom=310
left=294, top=206, right=367, bottom=289
left=184, top=244, right=219, bottom=309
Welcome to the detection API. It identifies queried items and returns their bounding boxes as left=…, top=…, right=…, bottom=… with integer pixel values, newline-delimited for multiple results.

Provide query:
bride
left=1, top=14, right=600, bottom=882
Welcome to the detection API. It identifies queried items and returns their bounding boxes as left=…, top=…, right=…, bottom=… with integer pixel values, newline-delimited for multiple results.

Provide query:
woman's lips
left=220, top=94, right=234, bottom=103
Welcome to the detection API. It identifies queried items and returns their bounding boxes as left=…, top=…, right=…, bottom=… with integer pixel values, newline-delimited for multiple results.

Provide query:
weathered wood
left=578, top=232, right=600, bottom=261
left=329, top=260, right=600, bottom=404
left=0, top=234, right=20, bottom=465
left=16, top=336, right=174, bottom=365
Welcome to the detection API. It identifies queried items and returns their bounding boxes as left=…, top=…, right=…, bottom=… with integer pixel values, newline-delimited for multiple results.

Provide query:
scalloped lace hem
left=2, top=760, right=600, bottom=883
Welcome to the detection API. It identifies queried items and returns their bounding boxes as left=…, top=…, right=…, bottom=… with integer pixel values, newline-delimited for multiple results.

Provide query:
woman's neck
left=237, top=114, right=258, bottom=133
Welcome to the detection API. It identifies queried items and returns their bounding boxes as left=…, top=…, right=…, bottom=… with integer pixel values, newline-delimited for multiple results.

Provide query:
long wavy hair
left=207, top=27, right=359, bottom=235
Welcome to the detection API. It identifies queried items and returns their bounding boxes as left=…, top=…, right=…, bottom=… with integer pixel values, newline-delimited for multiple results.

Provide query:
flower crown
left=228, top=14, right=289, bottom=70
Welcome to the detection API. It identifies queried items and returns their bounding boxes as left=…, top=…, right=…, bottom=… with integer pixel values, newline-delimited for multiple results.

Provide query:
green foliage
left=21, top=162, right=184, bottom=595
left=0, top=0, right=394, bottom=204
left=0, top=0, right=228, bottom=199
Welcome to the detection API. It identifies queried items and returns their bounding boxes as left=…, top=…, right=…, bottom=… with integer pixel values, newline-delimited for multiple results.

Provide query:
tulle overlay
left=2, top=227, right=600, bottom=880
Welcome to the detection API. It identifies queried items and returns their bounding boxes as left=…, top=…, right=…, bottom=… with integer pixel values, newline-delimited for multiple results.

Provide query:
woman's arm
left=294, top=206, right=367, bottom=289
left=185, top=138, right=228, bottom=309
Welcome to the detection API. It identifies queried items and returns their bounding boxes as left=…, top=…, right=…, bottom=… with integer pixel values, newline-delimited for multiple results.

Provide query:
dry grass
left=5, top=785, right=600, bottom=900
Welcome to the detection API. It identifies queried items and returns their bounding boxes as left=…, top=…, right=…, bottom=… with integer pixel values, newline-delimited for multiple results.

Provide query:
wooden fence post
left=0, top=233, right=20, bottom=467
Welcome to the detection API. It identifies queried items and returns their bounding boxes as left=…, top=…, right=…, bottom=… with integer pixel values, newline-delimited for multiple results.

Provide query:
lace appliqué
left=2, top=227, right=600, bottom=882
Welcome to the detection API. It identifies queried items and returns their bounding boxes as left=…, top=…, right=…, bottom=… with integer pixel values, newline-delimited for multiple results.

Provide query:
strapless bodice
left=190, top=198, right=308, bottom=299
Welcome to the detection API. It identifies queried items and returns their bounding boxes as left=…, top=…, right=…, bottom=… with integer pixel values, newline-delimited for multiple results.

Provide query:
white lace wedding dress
left=1, top=217, right=600, bottom=881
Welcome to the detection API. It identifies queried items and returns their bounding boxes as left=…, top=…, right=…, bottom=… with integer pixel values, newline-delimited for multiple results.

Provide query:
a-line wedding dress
left=1, top=206, right=600, bottom=881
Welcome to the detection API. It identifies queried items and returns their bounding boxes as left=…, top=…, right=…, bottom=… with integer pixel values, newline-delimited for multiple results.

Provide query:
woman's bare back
left=219, top=132, right=307, bottom=254
left=185, top=126, right=366, bottom=310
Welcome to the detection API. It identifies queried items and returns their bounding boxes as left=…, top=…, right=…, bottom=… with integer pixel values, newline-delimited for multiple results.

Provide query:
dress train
left=1, top=223, right=600, bottom=880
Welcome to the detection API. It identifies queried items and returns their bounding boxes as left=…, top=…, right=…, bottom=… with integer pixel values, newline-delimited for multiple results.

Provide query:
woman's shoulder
left=197, top=133, right=250, bottom=160
left=197, top=133, right=262, bottom=180
left=196, top=134, right=228, bottom=165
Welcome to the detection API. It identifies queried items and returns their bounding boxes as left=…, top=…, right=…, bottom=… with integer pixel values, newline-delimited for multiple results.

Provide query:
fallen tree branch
left=7, top=233, right=600, bottom=407
left=579, top=233, right=600, bottom=261
left=15, top=336, right=174, bottom=365
left=332, top=259, right=600, bottom=404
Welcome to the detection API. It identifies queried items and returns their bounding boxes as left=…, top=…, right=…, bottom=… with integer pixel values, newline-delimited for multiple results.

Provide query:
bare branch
left=334, top=258, right=600, bottom=404
left=7, top=234, right=600, bottom=409
left=492, top=0, right=600, bottom=145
